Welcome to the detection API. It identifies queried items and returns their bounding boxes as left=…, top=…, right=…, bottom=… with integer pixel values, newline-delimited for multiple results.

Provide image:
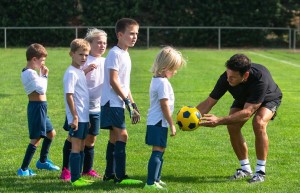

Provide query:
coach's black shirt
left=209, top=63, right=282, bottom=104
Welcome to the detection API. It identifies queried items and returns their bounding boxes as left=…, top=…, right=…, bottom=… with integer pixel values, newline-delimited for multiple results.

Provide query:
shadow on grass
left=162, top=174, right=230, bottom=184
left=0, top=173, right=145, bottom=192
left=0, top=172, right=233, bottom=192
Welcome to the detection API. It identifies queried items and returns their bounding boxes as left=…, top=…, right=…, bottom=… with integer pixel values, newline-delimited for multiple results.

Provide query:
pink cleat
left=60, top=167, right=71, bottom=181
left=82, top=170, right=101, bottom=178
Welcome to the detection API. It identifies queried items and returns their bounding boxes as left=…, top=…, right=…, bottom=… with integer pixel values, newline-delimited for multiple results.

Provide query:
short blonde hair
left=70, top=38, right=90, bottom=52
left=151, top=46, right=186, bottom=75
left=84, top=28, right=107, bottom=43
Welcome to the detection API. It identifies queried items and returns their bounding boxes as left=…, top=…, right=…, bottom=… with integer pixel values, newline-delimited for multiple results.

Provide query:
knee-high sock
left=40, top=137, right=52, bottom=163
left=83, top=146, right=94, bottom=173
left=156, top=152, right=164, bottom=182
left=147, top=151, right=162, bottom=185
left=114, top=141, right=126, bottom=179
left=105, top=141, right=115, bottom=176
left=21, top=143, right=37, bottom=170
left=80, top=151, right=85, bottom=173
left=62, top=139, right=72, bottom=170
left=70, top=152, right=81, bottom=182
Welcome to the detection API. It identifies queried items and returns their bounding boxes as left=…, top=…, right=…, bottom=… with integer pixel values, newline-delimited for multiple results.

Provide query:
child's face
left=118, top=25, right=139, bottom=48
left=70, top=48, right=90, bottom=68
left=164, top=69, right=177, bottom=79
left=90, top=35, right=107, bottom=57
left=31, top=57, right=46, bottom=69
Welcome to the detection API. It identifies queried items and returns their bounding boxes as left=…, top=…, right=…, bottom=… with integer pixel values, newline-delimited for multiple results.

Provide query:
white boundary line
left=249, top=51, right=300, bottom=68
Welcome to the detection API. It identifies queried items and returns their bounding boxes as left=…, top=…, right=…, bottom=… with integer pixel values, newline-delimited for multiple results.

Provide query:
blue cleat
left=36, top=160, right=60, bottom=171
left=17, top=168, right=37, bottom=176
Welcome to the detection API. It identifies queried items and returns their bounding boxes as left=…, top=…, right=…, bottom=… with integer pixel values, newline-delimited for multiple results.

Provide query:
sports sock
left=156, top=152, right=164, bottom=182
left=69, top=152, right=81, bottom=182
left=80, top=151, right=85, bottom=173
left=62, top=139, right=72, bottom=170
left=105, top=141, right=115, bottom=176
left=240, top=159, right=252, bottom=173
left=147, top=151, right=162, bottom=185
left=114, top=141, right=126, bottom=179
left=21, top=143, right=37, bottom=171
left=40, top=137, right=52, bottom=163
left=83, top=146, right=94, bottom=173
left=255, top=160, right=266, bottom=173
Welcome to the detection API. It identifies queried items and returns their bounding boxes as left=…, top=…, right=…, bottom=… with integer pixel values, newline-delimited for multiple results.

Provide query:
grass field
left=0, top=48, right=299, bottom=193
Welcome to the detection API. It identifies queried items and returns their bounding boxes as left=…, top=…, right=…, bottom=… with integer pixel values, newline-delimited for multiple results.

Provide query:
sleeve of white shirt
left=64, top=71, right=77, bottom=94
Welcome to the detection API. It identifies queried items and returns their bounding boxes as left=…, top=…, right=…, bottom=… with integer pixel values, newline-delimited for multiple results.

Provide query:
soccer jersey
left=147, top=77, right=174, bottom=127
left=210, top=63, right=282, bottom=104
left=100, top=46, right=131, bottom=108
left=63, top=65, right=89, bottom=123
left=21, top=68, right=48, bottom=95
left=82, top=55, right=105, bottom=113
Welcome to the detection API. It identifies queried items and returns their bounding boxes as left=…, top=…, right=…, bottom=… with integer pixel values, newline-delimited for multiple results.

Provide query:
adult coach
left=197, top=53, right=282, bottom=183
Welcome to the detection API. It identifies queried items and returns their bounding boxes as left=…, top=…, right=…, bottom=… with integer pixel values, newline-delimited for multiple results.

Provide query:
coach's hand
left=131, top=103, right=140, bottom=124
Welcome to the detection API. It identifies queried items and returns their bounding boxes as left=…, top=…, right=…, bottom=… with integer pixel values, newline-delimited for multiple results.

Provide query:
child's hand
left=70, top=116, right=78, bottom=131
left=40, top=65, right=49, bottom=76
left=131, top=103, right=140, bottom=124
left=170, top=125, right=176, bottom=137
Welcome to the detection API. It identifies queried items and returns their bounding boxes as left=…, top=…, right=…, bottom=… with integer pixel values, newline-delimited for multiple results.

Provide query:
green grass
left=0, top=48, right=300, bottom=193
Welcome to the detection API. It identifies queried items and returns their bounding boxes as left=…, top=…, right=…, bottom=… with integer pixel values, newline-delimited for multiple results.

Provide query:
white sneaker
left=249, top=171, right=265, bottom=183
left=229, top=169, right=252, bottom=180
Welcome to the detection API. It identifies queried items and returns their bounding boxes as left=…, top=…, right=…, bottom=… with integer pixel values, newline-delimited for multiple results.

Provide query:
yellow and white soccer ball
left=176, top=106, right=201, bottom=131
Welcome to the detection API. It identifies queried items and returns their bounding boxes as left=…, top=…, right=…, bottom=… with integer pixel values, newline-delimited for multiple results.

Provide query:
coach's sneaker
left=103, top=173, right=116, bottom=182
left=60, top=167, right=71, bottom=181
left=229, top=168, right=252, bottom=180
left=249, top=170, right=265, bottom=183
left=71, top=177, right=93, bottom=187
left=36, top=159, right=60, bottom=171
left=82, top=169, right=101, bottom=178
left=143, top=183, right=167, bottom=190
left=114, top=175, right=143, bottom=185
left=17, top=168, right=37, bottom=176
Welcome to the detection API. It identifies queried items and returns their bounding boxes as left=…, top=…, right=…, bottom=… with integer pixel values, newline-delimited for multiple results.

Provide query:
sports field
left=0, top=48, right=299, bottom=193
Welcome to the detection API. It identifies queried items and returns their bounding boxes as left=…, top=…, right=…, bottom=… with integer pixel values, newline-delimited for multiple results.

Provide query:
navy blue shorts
left=231, top=98, right=281, bottom=120
left=89, top=112, right=101, bottom=135
left=145, top=125, right=168, bottom=148
left=68, top=122, right=89, bottom=140
left=27, top=101, right=53, bottom=139
left=63, top=113, right=100, bottom=136
left=100, top=101, right=126, bottom=130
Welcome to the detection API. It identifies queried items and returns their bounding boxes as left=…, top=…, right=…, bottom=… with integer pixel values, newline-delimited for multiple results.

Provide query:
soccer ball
left=176, top=106, right=201, bottom=131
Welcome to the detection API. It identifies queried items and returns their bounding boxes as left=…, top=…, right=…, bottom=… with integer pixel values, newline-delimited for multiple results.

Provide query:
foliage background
left=0, top=0, right=300, bottom=47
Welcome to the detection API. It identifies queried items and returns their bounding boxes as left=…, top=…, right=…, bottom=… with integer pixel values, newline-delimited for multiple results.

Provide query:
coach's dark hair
left=115, top=18, right=139, bottom=35
left=225, top=54, right=251, bottom=76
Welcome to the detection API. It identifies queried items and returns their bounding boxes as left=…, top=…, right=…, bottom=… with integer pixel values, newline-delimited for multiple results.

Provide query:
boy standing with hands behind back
left=100, top=18, right=142, bottom=185
left=63, top=39, right=92, bottom=186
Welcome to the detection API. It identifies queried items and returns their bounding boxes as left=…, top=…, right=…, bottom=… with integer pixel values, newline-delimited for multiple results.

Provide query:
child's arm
left=66, top=93, right=79, bottom=131
left=160, top=98, right=176, bottom=136
left=109, top=69, right=127, bottom=99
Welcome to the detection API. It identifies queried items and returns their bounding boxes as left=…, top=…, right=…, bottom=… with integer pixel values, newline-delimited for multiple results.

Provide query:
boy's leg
left=156, top=152, right=164, bottom=182
left=103, top=140, right=115, bottom=180
left=21, top=143, right=37, bottom=171
left=147, top=151, right=162, bottom=185
left=114, top=140, right=127, bottom=180
left=39, top=137, right=52, bottom=163
left=62, top=138, right=72, bottom=169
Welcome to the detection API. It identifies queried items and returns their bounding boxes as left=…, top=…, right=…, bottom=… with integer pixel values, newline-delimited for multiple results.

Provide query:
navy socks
left=147, top=151, right=163, bottom=185
left=21, top=143, right=37, bottom=171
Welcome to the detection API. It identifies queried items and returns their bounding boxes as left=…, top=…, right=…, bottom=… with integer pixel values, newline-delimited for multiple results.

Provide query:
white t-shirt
left=100, top=46, right=131, bottom=108
left=147, top=77, right=175, bottom=127
left=82, top=55, right=105, bottom=113
left=63, top=65, right=89, bottom=123
left=21, top=68, right=48, bottom=95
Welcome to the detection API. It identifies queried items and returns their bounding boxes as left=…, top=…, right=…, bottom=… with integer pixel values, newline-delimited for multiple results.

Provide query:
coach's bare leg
left=227, top=108, right=248, bottom=160
left=252, top=107, right=273, bottom=160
